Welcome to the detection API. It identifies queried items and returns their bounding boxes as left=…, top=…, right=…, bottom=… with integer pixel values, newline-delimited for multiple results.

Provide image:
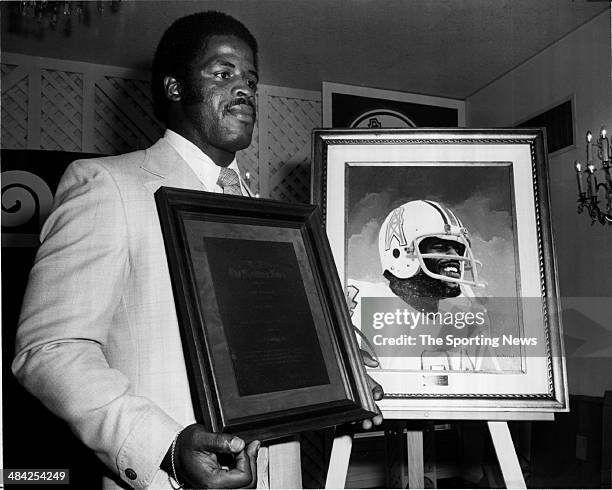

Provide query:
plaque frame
left=312, top=128, right=568, bottom=418
left=155, top=187, right=377, bottom=441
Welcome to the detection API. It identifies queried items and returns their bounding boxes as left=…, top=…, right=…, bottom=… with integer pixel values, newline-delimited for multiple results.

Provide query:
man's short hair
left=151, top=11, right=258, bottom=124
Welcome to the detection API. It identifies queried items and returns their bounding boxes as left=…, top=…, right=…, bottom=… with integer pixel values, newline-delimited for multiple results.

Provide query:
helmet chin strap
left=384, top=270, right=461, bottom=313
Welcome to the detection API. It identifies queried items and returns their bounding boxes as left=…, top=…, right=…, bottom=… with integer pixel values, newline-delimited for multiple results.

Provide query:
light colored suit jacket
left=13, top=139, right=224, bottom=489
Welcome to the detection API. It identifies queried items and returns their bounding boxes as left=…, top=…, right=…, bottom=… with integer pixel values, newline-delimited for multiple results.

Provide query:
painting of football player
left=379, top=200, right=484, bottom=310
left=348, top=199, right=500, bottom=372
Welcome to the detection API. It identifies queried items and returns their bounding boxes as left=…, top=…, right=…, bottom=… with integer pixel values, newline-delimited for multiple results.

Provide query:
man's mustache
left=228, top=97, right=255, bottom=110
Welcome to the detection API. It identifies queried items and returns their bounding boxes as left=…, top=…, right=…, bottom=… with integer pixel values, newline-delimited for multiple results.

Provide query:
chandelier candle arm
left=606, top=167, right=612, bottom=216
left=575, top=125, right=612, bottom=225
left=587, top=164, right=597, bottom=197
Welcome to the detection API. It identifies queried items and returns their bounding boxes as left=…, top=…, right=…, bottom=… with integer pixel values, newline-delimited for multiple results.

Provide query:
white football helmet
left=378, top=200, right=484, bottom=288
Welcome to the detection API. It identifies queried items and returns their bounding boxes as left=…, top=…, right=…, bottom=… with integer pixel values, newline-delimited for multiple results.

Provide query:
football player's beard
left=424, top=258, right=463, bottom=290
left=385, top=269, right=461, bottom=303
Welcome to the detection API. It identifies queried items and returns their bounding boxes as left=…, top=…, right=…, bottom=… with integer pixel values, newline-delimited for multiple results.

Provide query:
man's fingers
left=207, top=463, right=252, bottom=488
left=194, top=428, right=245, bottom=454
left=245, top=440, right=260, bottom=488
left=174, top=425, right=257, bottom=488
left=361, top=374, right=384, bottom=430
left=210, top=443, right=259, bottom=489
left=360, top=404, right=383, bottom=430
left=372, top=403, right=383, bottom=426
left=247, top=441, right=260, bottom=486
left=231, top=447, right=251, bottom=476
left=360, top=349, right=379, bottom=368
left=367, top=374, right=384, bottom=401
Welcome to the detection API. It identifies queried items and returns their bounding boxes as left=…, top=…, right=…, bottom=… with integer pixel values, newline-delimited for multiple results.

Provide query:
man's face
left=419, top=237, right=466, bottom=285
left=180, top=34, right=258, bottom=157
left=385, top=236, right=468, bottom=307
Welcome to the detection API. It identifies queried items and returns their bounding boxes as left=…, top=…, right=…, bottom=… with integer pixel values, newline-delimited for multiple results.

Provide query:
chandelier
left=11, top=1, right=121, bottom=37
left=574, top=126, right=612, bottom=225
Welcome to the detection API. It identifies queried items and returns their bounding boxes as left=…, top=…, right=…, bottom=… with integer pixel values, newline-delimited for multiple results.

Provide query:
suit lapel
left=140, top=139, right=207, bottom=194
left=140, top=138, right=255, bottom=198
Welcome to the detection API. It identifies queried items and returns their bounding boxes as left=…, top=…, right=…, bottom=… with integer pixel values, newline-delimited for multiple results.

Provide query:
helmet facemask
left=378, top=200, right=486, bottom=291
left=415, top=228, right=485, bottom=288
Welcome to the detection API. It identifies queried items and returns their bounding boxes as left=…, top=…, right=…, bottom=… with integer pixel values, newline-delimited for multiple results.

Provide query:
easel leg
left=325, top=433, right=353, bottom=489
left=268, top=437, right=302, bottom=489
left=387, top=423, right=425, bottom=489
left=405, top=430, right=425, bottom=489
left=487, top=421, right=526, bottom=489
left=257, top=445, right=269, bottom=489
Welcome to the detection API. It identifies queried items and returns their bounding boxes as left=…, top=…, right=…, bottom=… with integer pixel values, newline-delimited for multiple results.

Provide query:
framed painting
left=155, top=187, right=377, bottom=441
left=322, top=81, right=465, bottom=129
left=312, top=128, right=568, bottom=418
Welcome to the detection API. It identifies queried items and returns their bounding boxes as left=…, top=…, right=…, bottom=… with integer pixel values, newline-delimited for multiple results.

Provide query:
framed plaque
left=312, top=128, right=568, bottom=418
left=155, top=187, right=377, bottom=441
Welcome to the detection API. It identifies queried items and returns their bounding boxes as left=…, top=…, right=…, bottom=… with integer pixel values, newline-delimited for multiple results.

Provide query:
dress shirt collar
left=162, top=129, right=246, bottom=194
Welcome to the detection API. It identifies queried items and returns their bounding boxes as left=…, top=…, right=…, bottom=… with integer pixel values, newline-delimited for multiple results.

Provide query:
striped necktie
left=217, top=167, right=243, bottom=196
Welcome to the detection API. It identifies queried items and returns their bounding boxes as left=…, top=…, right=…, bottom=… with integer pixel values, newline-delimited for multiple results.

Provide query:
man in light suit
left=14, top=12, right=267, bottom=489
left=13, top=10, right=383, bottom=489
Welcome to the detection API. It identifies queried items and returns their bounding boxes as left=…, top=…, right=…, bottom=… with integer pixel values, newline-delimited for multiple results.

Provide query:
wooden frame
left=312, top=128, right=568, bottom=417
left=155, top=187, right=377, bottom=441
left=322, top=81, right=465, bottom=129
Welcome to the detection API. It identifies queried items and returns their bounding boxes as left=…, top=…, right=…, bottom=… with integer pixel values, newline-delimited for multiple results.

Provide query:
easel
left=259, top=437, right=303, bottom=489
left=325, top=412, right=554, bottom=489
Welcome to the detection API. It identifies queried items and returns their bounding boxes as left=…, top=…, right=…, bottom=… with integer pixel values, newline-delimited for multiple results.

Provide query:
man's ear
left=163, top=75, right=181, bottom=102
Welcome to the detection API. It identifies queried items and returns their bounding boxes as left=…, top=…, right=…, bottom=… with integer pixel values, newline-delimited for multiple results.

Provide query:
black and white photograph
left=1, top=1, right=611, bottom=489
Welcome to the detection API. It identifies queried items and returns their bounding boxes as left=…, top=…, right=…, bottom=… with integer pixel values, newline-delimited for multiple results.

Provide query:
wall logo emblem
left=349, top=109, right=416, bottom=129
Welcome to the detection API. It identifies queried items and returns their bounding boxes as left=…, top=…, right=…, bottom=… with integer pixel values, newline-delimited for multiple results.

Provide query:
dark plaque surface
left=203, top=237, right=330, bottom=396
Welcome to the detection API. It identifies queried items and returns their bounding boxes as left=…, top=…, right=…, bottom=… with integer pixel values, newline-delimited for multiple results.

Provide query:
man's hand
left=162, top=424, right=259, bottom=489
left=360, top=349, right=384, bottom=430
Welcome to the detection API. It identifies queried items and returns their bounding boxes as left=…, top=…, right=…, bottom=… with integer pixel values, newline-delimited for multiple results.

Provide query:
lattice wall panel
left=1, top=56, right=323, bottom=202
left=1, top=64, right=28, bottom=149
left=94, top=76, right=163, bottom=155
left=266, top=96, right=321, bottom=203
left=41, top=70, right=83, bottom=151
left=236, top=110, right=260, bottom=194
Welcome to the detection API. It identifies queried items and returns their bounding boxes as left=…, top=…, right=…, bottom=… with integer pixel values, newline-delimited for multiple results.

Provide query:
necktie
left=217, top=167, right=243, bottom=196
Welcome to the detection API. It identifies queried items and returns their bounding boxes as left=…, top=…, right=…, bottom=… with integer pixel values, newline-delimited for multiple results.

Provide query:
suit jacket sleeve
left=12, top=159, right=182, bottom=489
